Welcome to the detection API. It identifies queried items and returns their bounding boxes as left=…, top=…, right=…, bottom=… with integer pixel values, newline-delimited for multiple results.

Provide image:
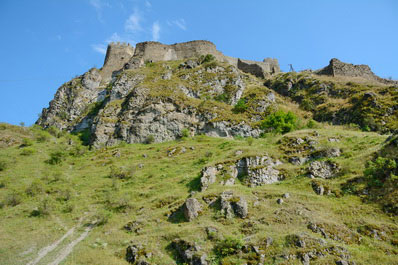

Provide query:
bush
left=261, top=110, right=297, bottom=134
left=364, top=156, right=397, bottom=187
left=200, top=54, right=216, bottom=64
left=232, top=99, right=248, bottom=113
left=21, top=138, right=33, bottom=147
left=145, top=135, right=155, bottom=144
left=47, top=126, right=63, bottom=138
left=306, top=119, right=319, bottom=129
left=4, top=192, right=21, bottom=207
left=20, top=147, right=36, bottom=156
left=0, top=160, right=6, bottom=171
left=25, top=181, right=44, bottom=197
left=214, top=236, right=244, bottom=257
left=30, top=198, right=51, bottom=217
left=109, top=165, right=135, bottom=180
left=36, top=130, right=51, bottom=143
left=246, top=136, right=254, bottom=146
left=47, top=151, right=66, bottom=165
left=181, top=128, right=190, bottom=138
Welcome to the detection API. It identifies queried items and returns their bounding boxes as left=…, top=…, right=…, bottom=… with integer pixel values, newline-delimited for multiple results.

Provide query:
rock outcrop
left=308, top=160, right=340, bottom=179
left=37, top=40, right=280, bottom=146
left=171, top=239, right=208, bottom=265
left=220, top=191, right=248, bottom=219
left=199, top=155, right=282, bottom=191
left=181, top=198, right=201, bottom=222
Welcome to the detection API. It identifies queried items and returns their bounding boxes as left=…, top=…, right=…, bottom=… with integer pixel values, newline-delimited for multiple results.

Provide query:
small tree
left=232, top=99, right=248, bottom=113
left=261, top=110, right=297, bottom=134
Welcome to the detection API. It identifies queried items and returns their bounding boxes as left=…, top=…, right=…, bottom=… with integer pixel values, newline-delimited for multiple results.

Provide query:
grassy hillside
left=1, top=123, right=397, bottom=264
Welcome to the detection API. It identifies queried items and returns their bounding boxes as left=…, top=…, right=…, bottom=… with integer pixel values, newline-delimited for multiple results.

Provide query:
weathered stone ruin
left=316, top=58, right=397, bottom=85
left=102, top=40, right=280, bottom=80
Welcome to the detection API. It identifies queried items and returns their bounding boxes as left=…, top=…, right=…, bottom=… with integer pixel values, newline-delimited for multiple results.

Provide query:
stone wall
left=101, top=42, right=135, bottom=81
left=316, top=58, right=397, bottom=85
left=100, top=40, right=280, bottom=80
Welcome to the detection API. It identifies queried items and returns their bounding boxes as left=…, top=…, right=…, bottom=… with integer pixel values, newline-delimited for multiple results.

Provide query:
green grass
left=0, top=123, right=397, bottom=264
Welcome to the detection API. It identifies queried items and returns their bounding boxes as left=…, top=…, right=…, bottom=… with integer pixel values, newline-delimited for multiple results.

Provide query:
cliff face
left=37, top=40, right=281, bottom=146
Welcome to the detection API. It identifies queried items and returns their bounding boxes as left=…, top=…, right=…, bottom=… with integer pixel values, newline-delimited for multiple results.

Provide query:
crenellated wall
left=101, top=42, right=135, bottom=81
left=100, top=40, right=280, bottom=80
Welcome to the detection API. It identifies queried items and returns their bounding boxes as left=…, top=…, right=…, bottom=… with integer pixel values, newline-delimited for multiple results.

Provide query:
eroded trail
left=26, top=226, right=76, bottom=265
left=47, top=224, right=94, bottom=265
left=26, top=217, right=94, bottom=265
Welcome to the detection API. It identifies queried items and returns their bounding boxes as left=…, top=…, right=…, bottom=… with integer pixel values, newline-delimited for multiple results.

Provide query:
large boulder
left=308, top=161, right=340, bottom=179
left=182, top=198, right=202, bottom=222
left=237, top=155, right=282, bottom=186
left=200, top=166, right=217, bottom=191
left=220, top=191, right=248, bottom=219
left=171, top=239, right=208, bottom=265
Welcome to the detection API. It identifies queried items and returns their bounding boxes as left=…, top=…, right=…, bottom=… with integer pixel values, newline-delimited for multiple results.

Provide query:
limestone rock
left=237, top=155, right=282, bottom=186
left=182, top=198, right=201, bottom=222
left=200, top=166, right=217, bottom=191
left=308, top=161, right=340, bottom=179
left=220, top=191, right=248, bottom=218
left=171, top=239, right=208, bottom=265
left=126, top=244, right=149, bottom=264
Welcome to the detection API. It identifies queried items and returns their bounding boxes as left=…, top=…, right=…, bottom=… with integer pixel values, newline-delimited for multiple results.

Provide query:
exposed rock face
left=220, top=191, right=248, bottom=219
left=199, top=166, right=217, bottom=191
left=37, top=40, right=281, bottom=146
left=126, top=244, right=150, bottom=264
left=171, top=239, right=208, bottom=265
left=181, top=198, right=201, bottom=221
left=308, top=161, right=340, bottom=179
left=316, top=58, right=398, bottom=85
left=237, top=155, right=282, bottom=186
left=199, top=155, right=282, bottom=190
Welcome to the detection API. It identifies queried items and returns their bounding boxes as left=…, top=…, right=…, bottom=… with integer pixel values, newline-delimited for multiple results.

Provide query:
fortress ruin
left=100, top=40, right=280, bottom=81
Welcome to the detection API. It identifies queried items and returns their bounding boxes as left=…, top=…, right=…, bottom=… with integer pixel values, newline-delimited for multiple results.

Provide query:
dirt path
left=47, top=224, right=94, bottom=265
left=26, top=226, right=76, bottom=265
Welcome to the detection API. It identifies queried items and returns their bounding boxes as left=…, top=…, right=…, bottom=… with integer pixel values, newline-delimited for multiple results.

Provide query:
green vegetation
left=232, top=98, right=248, bottom=113
left=261, top=110, right=297, bottom=134
left=0, top=122, right=397, bottom=265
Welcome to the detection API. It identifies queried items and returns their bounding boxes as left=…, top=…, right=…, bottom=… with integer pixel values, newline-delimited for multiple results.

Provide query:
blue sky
left=0, top=0, right=397, bottom=125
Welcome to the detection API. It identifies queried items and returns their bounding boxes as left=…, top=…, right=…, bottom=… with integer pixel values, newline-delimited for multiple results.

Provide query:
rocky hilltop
left=37, top=40, right=398, bottom=147
left=2, top=40, right=398, bottom=265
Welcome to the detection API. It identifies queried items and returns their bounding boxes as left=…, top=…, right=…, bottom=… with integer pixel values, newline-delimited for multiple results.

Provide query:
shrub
left=306, top=119, right=319, bottom=129
left=20, top=147, right=36, bottom=156
left=30, top=198, right=51, bottom=217
left=4, top=192, right=21, bottom=207
left=47, top=126, right=63, bottom=138
left=0, top=160, right=6, bottom=171
left=25, top=181, right=44, bottom=197
left=181, top=128, right=190, bottom=138
left=214, top=236, right=244, bottom=257
left=364, top=156, right=397, bottom=187
left=145, top=135, right=155, bottom=144
left=21, top=138, right=33, bottom=147
left=93, top=210, right=112, bottom=225
left=109, top=165, right=135, bottom=180
left=47, top=151, right=66, bottom=165
left=246, top=136, right=254, bottom=146
left=200, top=54, right=216, bottom=64
left=261, top=110, right=297, bottom=134
left=232, top=99, right=248, bottom=113
left=36, top=130, right=51, bottom=143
